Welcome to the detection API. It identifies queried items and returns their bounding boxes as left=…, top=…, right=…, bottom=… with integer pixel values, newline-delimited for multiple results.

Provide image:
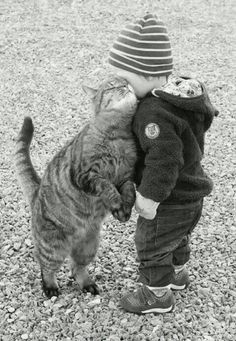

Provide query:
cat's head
left=83, top=75, right=138, bottom=116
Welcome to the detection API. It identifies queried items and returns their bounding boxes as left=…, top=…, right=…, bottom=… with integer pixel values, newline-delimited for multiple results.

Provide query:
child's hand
left=135, top=192, right=159, bottom=220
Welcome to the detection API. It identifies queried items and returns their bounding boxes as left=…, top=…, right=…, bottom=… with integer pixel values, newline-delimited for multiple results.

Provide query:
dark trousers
left=135, top=200, right=203, bottom=287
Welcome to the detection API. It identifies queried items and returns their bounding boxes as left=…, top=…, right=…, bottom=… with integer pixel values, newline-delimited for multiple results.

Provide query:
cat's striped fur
left=15, top=76, right=138, bottom=298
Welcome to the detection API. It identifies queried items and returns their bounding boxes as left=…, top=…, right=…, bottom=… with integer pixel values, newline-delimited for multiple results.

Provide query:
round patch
left=145, top=123, right=160, bottom=139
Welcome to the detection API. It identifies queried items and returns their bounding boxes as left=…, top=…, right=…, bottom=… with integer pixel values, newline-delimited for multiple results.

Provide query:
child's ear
left=82, top=84, right=97, bottom=99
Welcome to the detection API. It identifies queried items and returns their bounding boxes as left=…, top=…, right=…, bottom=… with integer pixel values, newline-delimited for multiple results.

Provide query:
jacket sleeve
left=135, top=111, right=184, bottom=202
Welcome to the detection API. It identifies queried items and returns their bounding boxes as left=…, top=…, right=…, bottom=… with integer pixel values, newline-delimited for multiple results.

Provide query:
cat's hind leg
left=70, top=232, right=100, bottom=295
left=70, top=264, right=99, bottom=295
left=35, top=241, right=68, bottom=298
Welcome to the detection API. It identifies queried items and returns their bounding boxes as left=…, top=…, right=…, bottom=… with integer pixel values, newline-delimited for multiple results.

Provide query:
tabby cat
left=15, top=76, right=138, bottom=298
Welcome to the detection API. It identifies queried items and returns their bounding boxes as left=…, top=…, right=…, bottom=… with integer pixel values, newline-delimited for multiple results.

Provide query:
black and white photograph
left=0, top=0, right=235, bottom=340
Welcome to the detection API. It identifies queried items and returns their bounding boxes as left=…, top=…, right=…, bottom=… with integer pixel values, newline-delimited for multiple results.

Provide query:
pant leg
left=173, top=200, right=203, bottom=266
left=135, top=200, right=203, bottom=287
left=172, top=235, right=191, bottom=266
left=135, top=214, right=174, bottom=287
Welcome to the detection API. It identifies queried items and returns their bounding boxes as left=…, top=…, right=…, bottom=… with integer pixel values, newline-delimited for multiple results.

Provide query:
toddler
left=109, top=13, right=218, bottom=314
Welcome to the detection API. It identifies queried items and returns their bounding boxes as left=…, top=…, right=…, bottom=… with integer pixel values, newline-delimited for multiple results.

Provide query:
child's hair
left=109, top=13, right=173, bottom=77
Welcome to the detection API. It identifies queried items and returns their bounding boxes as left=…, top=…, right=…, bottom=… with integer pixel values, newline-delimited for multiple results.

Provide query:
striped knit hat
left=109, top=14, right=173, bottom=77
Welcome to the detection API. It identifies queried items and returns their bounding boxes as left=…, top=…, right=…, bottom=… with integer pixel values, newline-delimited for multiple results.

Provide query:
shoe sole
left=170, top=283, right=188, bottom=290
left=141, top=305, right=175, bottom=314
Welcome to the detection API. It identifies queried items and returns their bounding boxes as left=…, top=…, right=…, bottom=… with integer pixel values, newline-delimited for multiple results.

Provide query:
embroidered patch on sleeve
left=145, top=123, right=160, bottom=139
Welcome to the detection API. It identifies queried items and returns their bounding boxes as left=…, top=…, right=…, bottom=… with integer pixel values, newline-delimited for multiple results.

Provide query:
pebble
left=65, top=308, right=72, bottom=315
left=24, top=239, right=32, bottom=247
left=120, top=318, right=128, bottom=325
left=150, top=317, right=163, bottom=327
left=107, top=336, right=120, bottom=341
left=199, top=288, right=210, bottom=297
left=7, top=249, right=14, bottom=256
left=43, top=300, right=52, bottom=308
left=74, top=311, right=82, bottom=320
left=8, top=307, right=15, bottom=313
left=221, top=276, right=228, bottom=284
left=81, top=321, right=92, bottom=332
left=13, top=242, right=21, bottom=251
left=203, top=336, right=215, bottom=341
left=87, top=297, right=101, bottom=307
left=108, top=301, right=116, bottom=309
left=50, top=296, right=57, bottom=303
left=21, top=334, right=28, bottom=340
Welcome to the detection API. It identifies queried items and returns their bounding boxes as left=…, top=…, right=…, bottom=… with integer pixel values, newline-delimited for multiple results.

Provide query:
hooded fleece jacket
left=133, top=78, right=218, bottom=204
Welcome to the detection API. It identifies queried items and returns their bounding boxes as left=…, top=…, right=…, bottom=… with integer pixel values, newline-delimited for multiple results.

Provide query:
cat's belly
left=115, top=145, right=137, bottom=185
left=37, top=184, right=108, bottom=236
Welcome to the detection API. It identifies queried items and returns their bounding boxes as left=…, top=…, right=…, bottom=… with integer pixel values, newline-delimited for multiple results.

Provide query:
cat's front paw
left=123, top=202, right=133, bottom=221
left=111, top=202, right=131, bottom=222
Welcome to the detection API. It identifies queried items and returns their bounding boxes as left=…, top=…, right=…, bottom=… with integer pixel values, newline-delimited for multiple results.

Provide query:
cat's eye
left=104, top=86, right=116, bottom=92
left=104, top=84, right=127, bottom=92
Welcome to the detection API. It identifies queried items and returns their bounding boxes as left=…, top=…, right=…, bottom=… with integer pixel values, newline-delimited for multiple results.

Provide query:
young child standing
left=108, top=13, right=218, bottom=314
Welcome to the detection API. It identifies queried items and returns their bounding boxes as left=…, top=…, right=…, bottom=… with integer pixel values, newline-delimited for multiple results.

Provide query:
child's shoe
left=171, top=266, right=190, bottom=290
left=120, top=286, right=175, bottom=314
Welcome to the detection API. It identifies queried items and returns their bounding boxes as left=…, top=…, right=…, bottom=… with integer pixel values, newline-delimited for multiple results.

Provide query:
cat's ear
left=82, top=85, right=97, bottom=99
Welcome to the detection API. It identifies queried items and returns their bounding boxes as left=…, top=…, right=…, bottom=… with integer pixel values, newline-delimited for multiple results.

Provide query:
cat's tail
left=15, top=117, right=41, bottom=205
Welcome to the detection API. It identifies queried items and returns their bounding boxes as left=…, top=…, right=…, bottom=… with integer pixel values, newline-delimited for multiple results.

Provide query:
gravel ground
left=0, top=0, right=235, bottom=340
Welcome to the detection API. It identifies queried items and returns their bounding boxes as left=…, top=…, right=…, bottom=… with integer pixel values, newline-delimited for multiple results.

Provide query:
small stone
left=150, top=317, right=162, bottom=326
left=74, top=311, right=82, bottom=320
left=108, top=301, right=116, bottom=309
left=221, top=276, right=228, bottom=285
left=21, top=334, right=28, bottom=340
left=228, top=290, right=236, bottom=298
left=199, top=288, right=210, bottom=297
left=13, top=242, right=21, bottom=251
left=43, top=300, right=51, bottom=307
left=65, top=308, right=72, bottom=315
left=7, top=249, right=14, bottom=256
left=203, top=336, right=214, bottom=341
left=107, top=336, right=120, bottom=341
left=87, top=297, right=101, bottom=307
left=185, top=312, right=192, bottom=322
left=120, top=318, right=128, bottom=325
left=25, top=239, right=32, bottom=247
left=50, top=296, right=57, bottom=303
left=8, top=307, right=15, bottom=313
left=82, top=321, right=92, bottom=331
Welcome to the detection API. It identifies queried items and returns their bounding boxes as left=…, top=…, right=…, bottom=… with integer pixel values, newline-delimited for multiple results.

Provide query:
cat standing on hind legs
left=15, top=76, right=138, bottom=298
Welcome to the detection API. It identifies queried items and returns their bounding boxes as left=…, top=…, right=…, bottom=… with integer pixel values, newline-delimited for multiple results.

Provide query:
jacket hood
left=152, top=77, right=219, bottom=130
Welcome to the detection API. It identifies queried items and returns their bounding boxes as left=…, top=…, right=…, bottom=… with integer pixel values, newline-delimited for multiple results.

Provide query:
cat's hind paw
left=42, top=283, right=60, bottom=298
